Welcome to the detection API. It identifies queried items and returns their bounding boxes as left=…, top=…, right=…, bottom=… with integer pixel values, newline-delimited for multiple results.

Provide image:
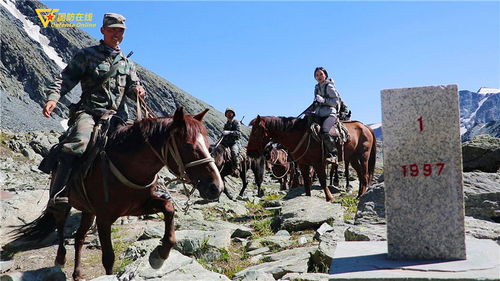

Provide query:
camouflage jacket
left=221, top=119, right=241, bottom=146
left=45, top=40, right=141, bottom=120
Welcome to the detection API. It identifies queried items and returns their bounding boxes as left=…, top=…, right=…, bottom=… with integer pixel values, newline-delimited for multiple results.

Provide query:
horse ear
left=193, top=108, right=209, bottom=121
left=251, top=115, right=261, bottom=126
left=173, top=107, right=186, bottom=127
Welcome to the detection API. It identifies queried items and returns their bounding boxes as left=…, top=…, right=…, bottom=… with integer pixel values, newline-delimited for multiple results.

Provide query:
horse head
left=247, top=115, right=270, bottom=159
left=169, top=107, right=223, bottom=200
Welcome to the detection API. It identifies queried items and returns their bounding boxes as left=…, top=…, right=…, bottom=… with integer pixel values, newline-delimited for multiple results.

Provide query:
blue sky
left=45, top=1, right=500, bottom=125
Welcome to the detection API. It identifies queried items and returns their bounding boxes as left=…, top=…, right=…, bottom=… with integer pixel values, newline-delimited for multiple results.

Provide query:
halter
left=107, top=128, right=215, bottom=213
left=146, top=129, right=215, bottom=212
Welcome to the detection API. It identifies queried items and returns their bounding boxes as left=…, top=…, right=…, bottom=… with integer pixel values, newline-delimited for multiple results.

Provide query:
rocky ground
left=0, top=131, right=499, bottom=281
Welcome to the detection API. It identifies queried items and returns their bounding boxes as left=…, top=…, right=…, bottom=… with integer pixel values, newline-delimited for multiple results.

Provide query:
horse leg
left=299, top=164, right=312, bottom=196
left=314, top=164, right=334, bottom=202
left=358, top=152, right=371, bottom=197
left=96, top=218, right=115, bottom=275
left=147, top=198, right=176, bottom=269
left=350, top=160, right=366, bottom=198
left=54, top=205, right=71, bottom=267
left=344, top=161, right=350, bottom=192
left=72, top=212, right=96, bottom=281
left=255, top=161, right=265, bottom=197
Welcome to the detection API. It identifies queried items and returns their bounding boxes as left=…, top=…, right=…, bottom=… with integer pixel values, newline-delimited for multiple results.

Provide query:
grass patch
left=251, top=217, right=273, bottom=238
left=262, top=193, right=284, bottom=201
left=334, top=194, right=358, bottom=222
left=112, top=239, right=134, bottom=274
left=196, top=246, right=256, bottom=279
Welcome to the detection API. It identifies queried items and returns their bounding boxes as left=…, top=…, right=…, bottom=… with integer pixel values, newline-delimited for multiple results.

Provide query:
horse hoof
left=149, top=247, right=166, bottom=269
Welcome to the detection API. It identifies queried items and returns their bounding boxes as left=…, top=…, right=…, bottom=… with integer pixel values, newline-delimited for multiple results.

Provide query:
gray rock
left=255, top=235, right=293, bottom=250
left=355, top=183, right=385, bottom=224
left=465, top=216, right=500, bottom=241
left=462, top=134, right=500, bottom=172
left=119, top=249, right=230, bottom=281
left=463, top=172, right=500, bottom=221
left=89, top=276, right=119, bottom=281
left=0, top=266, right=66, bottom=281
left=247, top=247, right=270, bottom=256
left=297, top=236, right=309, bottom=245
left=235, top=246, right=316, bottom=280
left=240, top=270, right=275, bottom=281
left=138, top=225, right=163, bottom=240
left=0, top=260, right=13, bottom=274
left=174, top=229, right=232, bottom=255
left=344, top=224, right=387, bottom=241
left=280, top=197, right=343, bottom=231
left=231, top=227, right=253, bottom=239
left=216, top=200, right=249, bottom=217
left=275, top=230, right=290, bottom=236
left=314, top=223, right=334, bottom=240
left=281, top=273, right=332, bottom=281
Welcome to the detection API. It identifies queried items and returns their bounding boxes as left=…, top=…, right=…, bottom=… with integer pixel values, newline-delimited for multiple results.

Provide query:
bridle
left=106, top=128, right=215, bottom=213
left=146, top=129, right=215, bottom=210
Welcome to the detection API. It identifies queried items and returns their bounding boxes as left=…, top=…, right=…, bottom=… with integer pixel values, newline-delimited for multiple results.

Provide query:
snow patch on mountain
left=0, top=0, right=66, bottom=69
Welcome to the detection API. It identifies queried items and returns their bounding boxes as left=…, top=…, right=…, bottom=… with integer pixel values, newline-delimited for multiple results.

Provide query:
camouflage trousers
left=60, top=112, right=95, bottom=156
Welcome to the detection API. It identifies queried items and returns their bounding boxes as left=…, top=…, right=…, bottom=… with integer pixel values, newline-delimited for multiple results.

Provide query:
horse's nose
left=198, top=181, right=222, bottom=200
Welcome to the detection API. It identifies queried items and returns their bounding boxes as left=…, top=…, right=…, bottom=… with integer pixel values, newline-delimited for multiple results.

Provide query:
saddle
left=307, top=118, right=350, bottom=162
left=39, top=110, right=123, bottom=212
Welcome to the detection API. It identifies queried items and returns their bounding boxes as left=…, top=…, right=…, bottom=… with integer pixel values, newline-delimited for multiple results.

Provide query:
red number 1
left=418, top=116, right=423, bottom=131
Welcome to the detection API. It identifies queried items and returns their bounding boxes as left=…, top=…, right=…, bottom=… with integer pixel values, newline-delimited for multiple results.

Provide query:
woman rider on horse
left=310, top=66, right=341, bottom=159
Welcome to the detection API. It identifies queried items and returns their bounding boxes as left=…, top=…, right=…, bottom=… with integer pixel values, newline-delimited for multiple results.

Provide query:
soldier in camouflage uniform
left=221, top=108, right=242, bottom=176
left=42, top=13, right=145, bottom=206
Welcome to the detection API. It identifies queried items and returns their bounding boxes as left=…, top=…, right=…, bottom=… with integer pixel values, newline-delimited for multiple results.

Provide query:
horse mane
left=106, top=115, right=207, bottom=154
left=259, top=116, right=307, bottom=132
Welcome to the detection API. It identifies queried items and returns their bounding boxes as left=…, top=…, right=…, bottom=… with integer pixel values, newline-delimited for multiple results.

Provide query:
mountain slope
left=0, top=0, right=245, bottom=141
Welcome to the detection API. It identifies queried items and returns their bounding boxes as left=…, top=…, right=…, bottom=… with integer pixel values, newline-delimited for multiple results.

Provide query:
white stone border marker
left=381, top=85, right=466, bottom=260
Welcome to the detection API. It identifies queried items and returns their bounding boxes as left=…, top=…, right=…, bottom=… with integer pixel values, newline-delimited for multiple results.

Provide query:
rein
left=269, top=150, right=292, bottom=179
left=290, top=131, right=311, bottom=162
left=145, top=129, right=215, bottom=213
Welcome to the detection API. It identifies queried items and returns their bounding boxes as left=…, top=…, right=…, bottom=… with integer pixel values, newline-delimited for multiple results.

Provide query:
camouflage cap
left=103, top=13, right=126, bottom=29
left=225, top=107, right=236, bottom=116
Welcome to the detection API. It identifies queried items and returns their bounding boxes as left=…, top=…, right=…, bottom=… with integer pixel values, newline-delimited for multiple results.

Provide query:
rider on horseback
left=307, top=67, right=341, bottom=160
left=221, top=107, right=242, bottom=177
left=41, top=13, right=145, bottom=209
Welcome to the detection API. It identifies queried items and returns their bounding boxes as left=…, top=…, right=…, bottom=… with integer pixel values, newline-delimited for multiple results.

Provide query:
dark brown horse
left=247, top=116, right=376, bottom=201
left=11, top=108, right=223, bottom=280
left=210, top=144, right=265, bottom=197
left=264, top=143, right=296, bottom=190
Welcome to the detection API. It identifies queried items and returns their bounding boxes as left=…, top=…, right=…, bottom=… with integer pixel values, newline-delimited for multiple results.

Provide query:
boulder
left=465, top=216, right=500, bottom=241
left=234, top=246, right=317, bottom=280
left=174, top=229, right=232, bottom=256
left=355, top=183, right=386, bottom=224
left=119, top=248, right=230, bottom=281
left=462, top=134, right=500, bottom=172
left=281, top=272, right=332, bottom=281
left=344, top=224, right=387, bottom=241
left=0, top=266, right=66, bottom=281
left=280, top=196, right=343, bottom=231
left=463, top=172, right=500, bottom=222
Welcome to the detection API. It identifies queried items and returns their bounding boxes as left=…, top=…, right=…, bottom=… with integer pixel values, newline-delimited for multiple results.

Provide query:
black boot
left=49, top=153, right=76, bottom=207
left=321, top=133, right=337, bottom=162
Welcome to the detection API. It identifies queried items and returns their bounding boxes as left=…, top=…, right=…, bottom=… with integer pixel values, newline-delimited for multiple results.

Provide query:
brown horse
left=11, top=108, right=223, bottom=280
left=210, top=144, right=265, bottom=197
left=247, top=116, right=376, bottom=201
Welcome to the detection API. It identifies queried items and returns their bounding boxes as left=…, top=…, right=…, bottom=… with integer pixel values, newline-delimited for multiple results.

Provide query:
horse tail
left=367, top=126, right=377, bottom=184
left=9, top=205, right=70, bottom=242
